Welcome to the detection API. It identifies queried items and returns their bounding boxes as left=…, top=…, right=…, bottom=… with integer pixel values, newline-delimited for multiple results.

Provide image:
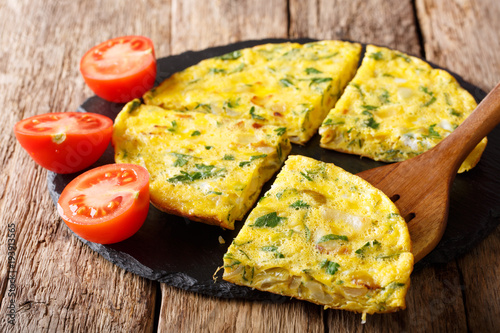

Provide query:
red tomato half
left=80, top=35, right=157, bottom=103
left=14, top=112, right=113, bottom=174
left=57, top=164, right=150, bottom=244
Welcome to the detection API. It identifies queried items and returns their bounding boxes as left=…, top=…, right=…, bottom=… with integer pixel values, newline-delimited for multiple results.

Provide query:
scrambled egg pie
left=319, top=45, right=486, bottom=172
left=144, top=40, right=361, bottom=144
left=223, top=155, right=413, bottom=315
left=113, top=100, right=291, bottom=229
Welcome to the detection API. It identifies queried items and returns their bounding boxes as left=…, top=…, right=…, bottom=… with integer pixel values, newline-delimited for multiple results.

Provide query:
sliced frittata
left=112, top=100, right=291, bottom=229
left=144, top=40, right=362, bottom=144
left=319, top=45, right=486, bottom=172
left=223, top=155, right=414, bottom=316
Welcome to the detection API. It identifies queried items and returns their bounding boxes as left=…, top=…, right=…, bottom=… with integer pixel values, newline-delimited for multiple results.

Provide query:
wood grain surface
left=0, top=0, right=499, bottom=332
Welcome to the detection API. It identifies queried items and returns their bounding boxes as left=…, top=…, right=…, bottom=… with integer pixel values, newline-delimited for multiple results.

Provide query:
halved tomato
left=14, top=112, right=113, bottom=174
left=57, top=164, right=150, bottom=244
left=80, top=35, right=157, bottom=103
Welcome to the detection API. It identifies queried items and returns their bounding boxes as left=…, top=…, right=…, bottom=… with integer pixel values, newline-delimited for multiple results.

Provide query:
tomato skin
left=14, top=112, right=113, bottom=174
left=57, top=164, right=150, bottom=244
left=80, top=36, right=157, bottom=103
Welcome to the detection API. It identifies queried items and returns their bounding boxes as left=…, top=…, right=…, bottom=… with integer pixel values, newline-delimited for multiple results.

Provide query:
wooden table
left=1, top=0, right=499, bottom=332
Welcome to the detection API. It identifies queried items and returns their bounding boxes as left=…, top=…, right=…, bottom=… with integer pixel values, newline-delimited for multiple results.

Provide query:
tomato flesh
left=80, top=36, right=157, bottom=103
left=57, top=164, right=150, bottom=244
left=14, top=112, right=113, bottom=174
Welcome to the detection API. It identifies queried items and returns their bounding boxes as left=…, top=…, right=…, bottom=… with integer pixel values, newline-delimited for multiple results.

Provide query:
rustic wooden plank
left=416, top=0, right=500, bottom=92
left=159, top=285, right=324, bottom=332
left=0, top=0, right=167, bottom=331
left=170, top=0, right=289, bottom=54
left=289, top=0, right=421, bottom=56
left=416, top=1, right=500, bottom=331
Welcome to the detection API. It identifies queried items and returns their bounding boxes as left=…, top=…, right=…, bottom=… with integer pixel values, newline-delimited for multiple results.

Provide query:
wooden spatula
left=356, top=82, right=500, bottom=262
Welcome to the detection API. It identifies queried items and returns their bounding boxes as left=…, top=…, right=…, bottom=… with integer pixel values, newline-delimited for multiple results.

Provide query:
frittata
left=223, top=155, right=414, bottom=316
left=144, top=40, right=362, bottom=144
left=319, top=45, right=486, bottom=173
left=112, top=100, right=292, bottom=229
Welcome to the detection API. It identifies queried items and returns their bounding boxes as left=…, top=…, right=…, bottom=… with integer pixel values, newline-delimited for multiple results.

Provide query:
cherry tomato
left=80, top=35, right=157, bottom=103
left=57, top=164, right=150, bottom=244
left=14, top=112, right=113, bottom=174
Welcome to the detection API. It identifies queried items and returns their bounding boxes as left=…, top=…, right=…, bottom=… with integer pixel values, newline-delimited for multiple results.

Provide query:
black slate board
left=47, top=39, right=500, bottom=301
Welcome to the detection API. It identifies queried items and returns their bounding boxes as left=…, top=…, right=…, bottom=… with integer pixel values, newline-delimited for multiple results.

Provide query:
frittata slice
left=113, top=100, right=292, bottom=229
left=319, top=45, right=486, bottom=173
left=223, top=155, right=413, bottom=316
left=144, top=40, right=362, bottom=144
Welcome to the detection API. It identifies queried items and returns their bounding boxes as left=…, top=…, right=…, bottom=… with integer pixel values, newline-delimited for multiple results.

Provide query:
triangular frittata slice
left=223, top=155, right=413, bottom=315
left=113, top=100, right=291, bottom=229
left=144, top=41, right=361, bottom=144
left=319, top=45, right=486, bottom=173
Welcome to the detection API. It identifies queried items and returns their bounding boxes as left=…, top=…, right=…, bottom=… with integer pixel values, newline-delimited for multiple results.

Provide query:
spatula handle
left=434, top=81, right=500, bottom=173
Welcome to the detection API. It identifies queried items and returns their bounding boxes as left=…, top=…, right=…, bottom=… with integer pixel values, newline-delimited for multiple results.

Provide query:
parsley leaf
left=191, top=130, right=201, bottom=136
left=249, top=106, right=265, bottom=120
left=289, top=200, right=310, bottom=210
left=317, top=234, right=349, bottom=243
left=250, top=154, right=267, bottom=161
left=309, top=77, right=332, bottom=86
left=320, top=260, right=340, bottom=275
left=219, top=50, right=242, bottom=60
left=274, top=127, right=286, bottom=136
left=170, top=152, right=192, bottom=167
left=279, top=78, right=294, bottom=88
left=251, top=212, right=286, bottom=228
left=369, top=51, right=383, bottom=60
left=364, top=117, right=380, bottom=129
left=306, top=67, right=322, bottom=75
left=223, top=154, right=235, bottom=160
left=261, top=246, right=285, bottom=258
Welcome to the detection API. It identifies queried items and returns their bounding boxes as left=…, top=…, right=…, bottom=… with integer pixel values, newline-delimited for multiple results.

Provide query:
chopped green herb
left=205, top=145, right=213, bottom=150
left=167, top=164, right=225, bottom=183
left=369, top=51, right=383, bottom=60
left=350, top=82, right=365, bottom=99
left=168, top=120, right=178, bottom=132
left=444, top=92, right=452, bottom=106
left=355, top=240, right=381, bottom=257
left=424, top=124, right=441, bottom=138
left=289, top=200, right=310, bottom=210
left=250, top=154, right=267, bottom=161
left=387, top=213, right=400, bottom=219
left=209, top=67, right=226, bottom=74
left=395, top=53, right=411, bottom=62
left=249, top=106, right=265, bottom=120
left=364, top=117, right=380, bottom=129
left=251, top=212, right=286, bottom=228
left=379, top=89, right=391, bottom=104
left=306, top=67, right=322, bottom=75
left=309, top=77, right=332, bottom=86
left=323, top=118, right=345, bottom=126
left=191, top=130, right=201, bottom=136
left=362, top=104, right=379, bottom=111
left=336, top=280, right=344, bottom=285
left=317, top=234, right=348, bottom=243
left=170, top=152, right=192, bottom=167
left=194, top=103, right=212, bottom=112
left=261, top=246, right=285, bottom=258
left=279, top=78, right=294, bottom=88
left=423, top=96, right=437, bottom=107
left=320, top=260, right=340, bottom=275
left=219, top=50, right=242, bottom=60
left=277, top=144, right=283, bottom=161
left=420, top=86, right=434, bottom=96
left=449, top=108, right=461, bottom=117
left=238, top=161, right=251, bottom=167
left=222, top=154, right=235, bottom=160
left=238, top=249, right=250, bottom=259
left=127, top=99, right=141, bottom=113
left=208, top=191, right=222, bottom=195
left=274, top=127, right=286, bottom=136
left=300, top=171, right=313, bottom=181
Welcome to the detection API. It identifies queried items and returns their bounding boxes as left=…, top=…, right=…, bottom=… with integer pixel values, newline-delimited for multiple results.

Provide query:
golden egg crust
left=144, top=40, right=361, bottom=144
left=319, top=45, right=486, bottom=173
left=113, top=100, right=291, bottom=229
left=223, top=155, right=414, bottom=315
